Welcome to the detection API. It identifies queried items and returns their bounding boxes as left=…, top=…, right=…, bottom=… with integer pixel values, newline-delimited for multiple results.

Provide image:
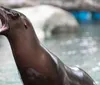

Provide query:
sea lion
left=0, top=6, right=96, bottom=85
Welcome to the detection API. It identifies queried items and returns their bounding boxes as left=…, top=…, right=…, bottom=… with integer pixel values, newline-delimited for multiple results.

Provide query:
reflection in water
left=0, top=24, right=100, bottom=85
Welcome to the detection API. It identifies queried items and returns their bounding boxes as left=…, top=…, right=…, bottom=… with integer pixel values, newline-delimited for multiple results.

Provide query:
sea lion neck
left=6, top=23, right=40, bottom=59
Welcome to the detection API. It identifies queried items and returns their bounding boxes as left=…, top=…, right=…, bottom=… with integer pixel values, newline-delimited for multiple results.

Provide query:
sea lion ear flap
left=20, top=15, right=28, bottom=29
left=24, top=22, right=28, bottom=29
left=23, top=19, right=28, bottom=29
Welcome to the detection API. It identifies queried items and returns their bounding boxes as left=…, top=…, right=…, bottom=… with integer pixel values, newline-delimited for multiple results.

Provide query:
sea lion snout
left=0, top=6, right=27, bottom=34
left=0, top=6, right=20, bottom=18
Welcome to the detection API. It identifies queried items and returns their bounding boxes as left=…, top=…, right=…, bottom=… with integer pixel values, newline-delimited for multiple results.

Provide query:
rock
left=15, top=5, right=79, bottom=39
left=0, top=0, right=100, bottom=12
left=43, top=6, right=79, bottom=36
left=0, top=0, right=24, bottom=8
left=27, top=0, right=100, bottom=12
left=0, top=0, right=30, bottom=8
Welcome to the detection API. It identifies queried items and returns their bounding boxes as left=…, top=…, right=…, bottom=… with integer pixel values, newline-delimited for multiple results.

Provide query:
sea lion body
left=0, top=6, right=96, bottom=85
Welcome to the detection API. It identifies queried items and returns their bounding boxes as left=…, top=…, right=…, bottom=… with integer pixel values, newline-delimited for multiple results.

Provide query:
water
left=0, top=24, right=100, bottom=85
left=43, top=23, right=100, bottom=85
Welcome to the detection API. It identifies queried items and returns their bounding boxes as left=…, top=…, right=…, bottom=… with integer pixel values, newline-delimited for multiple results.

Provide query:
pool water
left=43, top=23, right=100, bottom=85
left=0, top=23, right=100, bottom=85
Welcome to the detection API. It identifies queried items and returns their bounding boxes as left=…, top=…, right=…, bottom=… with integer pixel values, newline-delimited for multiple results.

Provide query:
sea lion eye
left=12, top=11, right=20, bottom=18
left=8, top=12, right=20, bottom=20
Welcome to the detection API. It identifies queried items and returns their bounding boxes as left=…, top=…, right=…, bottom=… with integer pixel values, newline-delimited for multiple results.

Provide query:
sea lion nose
left=0, top=6, right=10, bottom=11
left=0, top=6, right=9, bottom=13
left=0, top=7, right=5, bottom=14
left=0, top=6, right=19, bottom=18
left=0, top=6, right=5, bottom=10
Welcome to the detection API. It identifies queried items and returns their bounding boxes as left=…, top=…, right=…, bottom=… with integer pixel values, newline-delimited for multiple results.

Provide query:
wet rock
left=15, top=5, right=79, bottom=39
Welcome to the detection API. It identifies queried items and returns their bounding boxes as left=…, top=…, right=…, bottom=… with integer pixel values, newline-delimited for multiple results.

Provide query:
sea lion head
left=0, top=6, right=29, bottom=35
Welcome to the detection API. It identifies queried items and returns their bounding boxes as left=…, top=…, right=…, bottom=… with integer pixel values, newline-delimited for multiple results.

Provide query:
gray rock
left=0, top=0, right=100, bottom=12
left=15, top=5, right=79, bottom=39
left=26, top=0, right=100, bottom=12
left=43, top=6, right=79, bottom=37
left=0, top=0, right=30, bottom=8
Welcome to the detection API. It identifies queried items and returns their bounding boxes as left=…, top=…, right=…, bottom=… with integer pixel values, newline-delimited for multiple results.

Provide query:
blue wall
left=70, top=11, right=100, bottom=23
